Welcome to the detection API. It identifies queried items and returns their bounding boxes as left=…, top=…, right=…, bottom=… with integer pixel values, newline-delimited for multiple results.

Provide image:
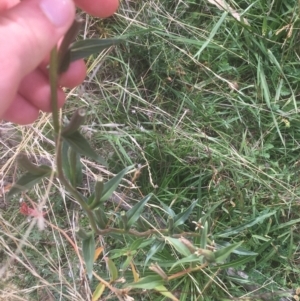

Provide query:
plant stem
left=49, top=47, right=60, bottom=134
left=49, top=46, right=99, bottom=233
left=167, top=263, right=208, bottom=281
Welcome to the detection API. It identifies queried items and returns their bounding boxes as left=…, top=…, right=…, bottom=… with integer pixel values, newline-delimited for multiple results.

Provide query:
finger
left=39, top=58, right=87, bottom=88
left=0, top=0, right=75, bottom=117
left=0, top=0, right=19, bottom=12
left=2, top=95, right=39, bottom=125
left=58, top=59, right=87, bottom=88
left=75, top=0, right=119, bottom=18
left=19, top=70, right=66, bottom=112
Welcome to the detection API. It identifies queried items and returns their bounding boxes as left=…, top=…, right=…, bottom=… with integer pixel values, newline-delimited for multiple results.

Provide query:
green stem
left=49, top=48, right=60, bottom=134
left=49, top=46, right=99, bottom=233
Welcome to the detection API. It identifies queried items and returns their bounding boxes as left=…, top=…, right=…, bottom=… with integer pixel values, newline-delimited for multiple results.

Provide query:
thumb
left=0, top=0, right=75, bottom=114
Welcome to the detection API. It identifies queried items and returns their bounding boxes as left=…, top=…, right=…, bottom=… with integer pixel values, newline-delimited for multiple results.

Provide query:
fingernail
left=40, top=0, right=74, bottom=27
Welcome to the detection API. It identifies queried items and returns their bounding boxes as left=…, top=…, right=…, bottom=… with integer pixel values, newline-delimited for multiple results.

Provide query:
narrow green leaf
left=180, top=281, right=190, bottom=301
left=255, top=247, right=277, bottom=267
left=126, top=194, right=152, bottom=228
left=17, top=154, right=51, bottom=176
left=268, top=49, right=297, bottom=111
left=217, top=211, right=276, bottom=238
left=69, top=38, right=123, bottom=62
left=76, top=229, right=92, bottom=240
left=170, top=254, right=202, bottom=270
left=62, top=130, right=107, bottom=166
left=86, top=194, right=94, bottom=206
left=93, top=206, right=108, bottom=229
left=82, top=234, right=95, bottom=280
left=120, top=255, right=132, bottom=271
left=214, top=241, right=244, bottom=263
left=100, top=165, right=135, bottom=202
left=257, top=58, right=285, bottom=146
left=165, top=237, right=191, bottom=257
left=217, top=241, right=257, bottom=256
left=125, top=275, right=164, bottom=289
left=216, top=255, right=256, bottom=269
left=154, top=285, right=179, bottom=301
left=109, top=249, right=128, bottom=259
left=194, top=12, right=227, bottom=59
left=92, top=282, right=106, bottom=301
left=200, top=221, right=208, bottom=249
left=174, top=200, right=197, bottom=227
left=61, top=141, right=82, bottom=187
left=269, top=217, right=300, bottom=233
left=159, top=201, right=175, bottom=217
left=120, top=211, right=129, bottom=230
left=136, top=218, right=149, bottom=231
left=89, top=178, right=104, bottom=210
left=168, top=216, right=174, bottom=234
left=145, top=241, right=164, bottom=269
left=104, top=257, right=118, bottom=282
left=131, top=237, right=154, bottom=251
left=94, top=178, right=104, bottom=202
left=7, top=170, right=51, bottom=199
left=62, top=140, right=72, bottom=183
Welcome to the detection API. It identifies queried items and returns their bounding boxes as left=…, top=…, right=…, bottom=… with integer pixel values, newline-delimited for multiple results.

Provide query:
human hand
left=0, top=0, right=119, bottom=124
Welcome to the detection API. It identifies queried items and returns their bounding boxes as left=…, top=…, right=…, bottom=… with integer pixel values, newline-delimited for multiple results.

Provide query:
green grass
left=1, top=0, right=300, bottom=300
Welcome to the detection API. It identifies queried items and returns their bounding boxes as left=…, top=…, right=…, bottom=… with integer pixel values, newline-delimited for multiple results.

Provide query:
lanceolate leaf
left=89, top=179, right=104, bottom=210
left=62, top=141, right=82, bottom=187
left=82, top=234, right=95, bottom=280
left=217, top=211, right=276, bottom=238
left=76, top=228, right=92, bottom=240
left=17, top=154, right=51, bottom=175
left=154, top=285, right=179, bottom=301
left=7, top=169, right=52, bottom=199
left=159, top=201, right=175, bottom=217
left=130, top=261, right=139, bottom=282
left=93, top=206, right=108, bottom=229
left=125, top=275, right=164, bottom=289
left=165, top=237, right=191, bottom=257
left=62, top=130, right=107, bottom=166
left=200, top=221, right=208, bottom=249
left=217, top=241, right=257, bottom=256
left=214, top=241, right=244, bottom=263
left=104, top=257, right=119, bottom=282
left=92, top=283, right=106, bottom=301
left=68, top=144, right=82, bottom=186
left=216, top=255, right=256, bottom=269
left=170, top=254, right=202, bottom=270
left=69, top=38, right=123, bottom=62
left=130, top=238, right=151, bottom=251
left=100, top=165, right=135, bottom=202
left=145, top=241, right=164, bottom=269
left=173, top=200, right=197, bottom=227
left=126, top=194, right=152, bottom=228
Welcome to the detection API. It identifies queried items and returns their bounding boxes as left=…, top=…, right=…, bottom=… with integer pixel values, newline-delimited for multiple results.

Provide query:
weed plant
left=1, top=0, right=300, bottom=300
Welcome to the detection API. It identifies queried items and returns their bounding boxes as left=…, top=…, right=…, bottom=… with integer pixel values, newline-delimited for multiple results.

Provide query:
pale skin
left=0, top=0, right=119, bottom=124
